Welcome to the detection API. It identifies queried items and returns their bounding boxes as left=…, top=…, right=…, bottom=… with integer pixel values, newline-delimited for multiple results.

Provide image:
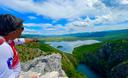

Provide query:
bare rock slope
left=20, top=54, right=68, bottom=78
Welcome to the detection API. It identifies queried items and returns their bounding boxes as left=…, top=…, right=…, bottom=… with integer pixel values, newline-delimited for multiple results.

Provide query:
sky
left=0, top=0, right=128, bottom=35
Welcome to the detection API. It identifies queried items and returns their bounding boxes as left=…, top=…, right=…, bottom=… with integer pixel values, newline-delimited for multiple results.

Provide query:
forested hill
left=73, top=39, right=128, bottom=78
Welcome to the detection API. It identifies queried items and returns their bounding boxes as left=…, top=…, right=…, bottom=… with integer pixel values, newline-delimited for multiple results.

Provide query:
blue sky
left=0, top=0, right=128, bottom=35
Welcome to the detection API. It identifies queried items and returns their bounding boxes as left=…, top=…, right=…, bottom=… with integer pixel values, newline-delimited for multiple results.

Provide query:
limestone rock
left=21, top=54, right=68, bottom=78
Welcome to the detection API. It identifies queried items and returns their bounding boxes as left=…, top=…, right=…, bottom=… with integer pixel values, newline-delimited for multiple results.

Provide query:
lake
left=46, top=40, right=100, bottom=53
left=77, top=64, right=101, bottom=78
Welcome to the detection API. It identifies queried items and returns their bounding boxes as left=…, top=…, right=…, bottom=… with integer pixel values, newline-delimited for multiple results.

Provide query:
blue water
left=77, top=64, right=101, bottom=78
left=46, top=40, right=100, bottom=53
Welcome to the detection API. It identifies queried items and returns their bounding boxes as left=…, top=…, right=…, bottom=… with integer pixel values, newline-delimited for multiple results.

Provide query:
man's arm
left=14, top=38, right=39, bottom=45
left=24, top=38, right=39, bottom=44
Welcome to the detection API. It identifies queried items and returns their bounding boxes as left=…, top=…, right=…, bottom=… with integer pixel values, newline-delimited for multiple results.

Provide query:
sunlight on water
left=46, top=40, right=100, bottom=53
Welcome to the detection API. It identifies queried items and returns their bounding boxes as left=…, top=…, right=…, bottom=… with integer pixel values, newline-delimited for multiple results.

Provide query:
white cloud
left=69, top=16, right=92, bottom=27
left=0, top=0, right=109, bottom=19
left=1, top=0, right=128, bottom=35
left=28, top=16, right=37, bottom=19
left=23, top=22, right=128, bottom=35
left=1, top=0, right=127, bottom=24
left=24, top=23, right=52, bottom=27
left=23, top=22, right=86, bottom=35
left=121, top=0, right=128, bottom=5
left=23, top=28, right=42, bottom=35
left=93, top=9, right=128, bottom=25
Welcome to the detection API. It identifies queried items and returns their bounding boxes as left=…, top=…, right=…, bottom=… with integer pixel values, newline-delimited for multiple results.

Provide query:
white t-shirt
left=0, top=38, right=25, bottom=78
left=0, top=42, right=15, bottom=78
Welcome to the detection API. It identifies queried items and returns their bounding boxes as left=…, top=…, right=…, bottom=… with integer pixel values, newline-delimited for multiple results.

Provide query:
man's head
left=0, top=14, right=24, bottom=40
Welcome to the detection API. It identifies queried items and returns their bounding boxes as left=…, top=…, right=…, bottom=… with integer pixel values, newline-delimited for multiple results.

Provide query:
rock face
left=20, top=54, right=68, bottom=78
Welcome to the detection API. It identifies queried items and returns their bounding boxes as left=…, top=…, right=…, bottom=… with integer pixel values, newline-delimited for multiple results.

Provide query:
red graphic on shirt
left=9, top=41, right=20, bottom=69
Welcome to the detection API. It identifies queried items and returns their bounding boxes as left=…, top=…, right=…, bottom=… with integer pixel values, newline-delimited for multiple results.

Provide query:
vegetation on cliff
left=16, top=42, right=87, bottom=78
left=73, top=39, right=128, bottom=78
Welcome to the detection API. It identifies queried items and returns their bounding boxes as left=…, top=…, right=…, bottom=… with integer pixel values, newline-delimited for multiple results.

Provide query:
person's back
left=0, top=14, right=24, bottom=78
left=0, top=14, right=39, bottom=78
left=0, top=37, right=15, bottom=78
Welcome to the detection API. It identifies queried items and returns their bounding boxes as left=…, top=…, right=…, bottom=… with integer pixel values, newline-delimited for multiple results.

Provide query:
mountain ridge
left=22, top=29, right=128, bottom=37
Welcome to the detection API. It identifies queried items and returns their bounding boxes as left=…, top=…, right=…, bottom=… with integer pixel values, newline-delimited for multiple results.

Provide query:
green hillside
left=16, top=42, right=87, bottom=78
left=73, top=39, right=128, bottom=78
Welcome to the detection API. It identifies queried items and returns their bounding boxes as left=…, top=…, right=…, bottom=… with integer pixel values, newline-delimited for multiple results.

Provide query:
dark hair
left=0, top=14, right=23, bottom=36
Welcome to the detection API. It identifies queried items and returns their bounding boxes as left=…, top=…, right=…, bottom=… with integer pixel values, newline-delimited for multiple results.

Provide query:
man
left=0, top=14, right=38, bottom=78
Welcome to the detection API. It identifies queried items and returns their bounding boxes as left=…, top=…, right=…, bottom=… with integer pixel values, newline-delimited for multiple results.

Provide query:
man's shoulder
left=0, top=37, right=5, bottom=45
left=0, top=36, right=10, bottom=47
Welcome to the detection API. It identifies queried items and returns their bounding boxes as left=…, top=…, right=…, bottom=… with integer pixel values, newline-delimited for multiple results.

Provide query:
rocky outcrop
left=20, top=54, right=68, bottom=78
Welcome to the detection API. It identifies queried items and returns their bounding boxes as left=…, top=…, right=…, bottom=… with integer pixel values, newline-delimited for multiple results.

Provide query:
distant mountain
left=21, top=29, right=128, bottom=41
left=22, top=29, right=128, bottom=38
left=21, top=34, right=47, bottom=38
left=61, top=29, right=128, bottom=37
left=60, top=29, right=128, bottom=41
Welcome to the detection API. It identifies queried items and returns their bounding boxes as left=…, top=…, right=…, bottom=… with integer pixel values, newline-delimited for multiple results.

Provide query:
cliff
left=20, top=54, right=68, bottom=78
left=16, top=42, right=86, bottom=78
left=73, top=39, right=128, bottom=78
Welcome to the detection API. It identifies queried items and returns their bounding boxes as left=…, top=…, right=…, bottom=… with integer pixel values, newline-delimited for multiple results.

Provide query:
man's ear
left=12, top=30, right=18, bottom=34
left=7, top=31, right=16, bottom=36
